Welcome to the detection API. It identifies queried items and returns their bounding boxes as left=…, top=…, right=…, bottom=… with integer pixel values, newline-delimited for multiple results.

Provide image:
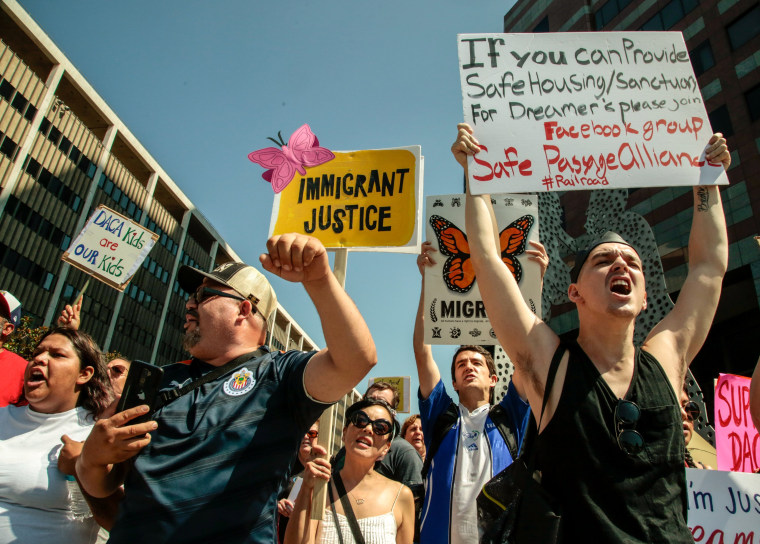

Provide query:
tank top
left=536, top=340, right=692, bottom=543
left=319, top=484, right=403, bottom=544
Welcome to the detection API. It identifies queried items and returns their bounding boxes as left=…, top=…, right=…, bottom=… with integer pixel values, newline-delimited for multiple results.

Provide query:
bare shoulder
left=394, top=483, right=415, bottom=513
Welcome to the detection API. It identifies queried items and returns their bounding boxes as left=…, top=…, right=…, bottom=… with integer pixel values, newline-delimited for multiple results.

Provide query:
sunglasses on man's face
left=306, top=429, right=319, bottom=439
left=683, top=400, right=700, bottom=422
left=191, top=286, right=246, bottom=306
left=108, top=365, right=127, bottom=378
left=348, top=410, right=393, bottom=436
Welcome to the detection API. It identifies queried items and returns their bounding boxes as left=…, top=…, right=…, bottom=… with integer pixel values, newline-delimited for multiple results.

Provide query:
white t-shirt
left=451, top=403, right=491, bottom=544
left=0, top=405, right=100, bottom=543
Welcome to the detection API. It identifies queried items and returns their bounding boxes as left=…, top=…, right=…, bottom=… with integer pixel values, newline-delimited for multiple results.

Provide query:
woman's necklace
left=348, top=489, right=365, bottom=505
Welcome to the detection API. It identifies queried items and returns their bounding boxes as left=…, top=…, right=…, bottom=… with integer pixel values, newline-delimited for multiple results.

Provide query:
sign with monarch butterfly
left=424, top=194, right=541, bottom=345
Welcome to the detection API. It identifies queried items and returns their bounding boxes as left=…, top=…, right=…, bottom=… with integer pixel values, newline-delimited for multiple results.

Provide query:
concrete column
left=149, top=209, right=190, bottom=363
left=43, top=123, right=118, bottom=325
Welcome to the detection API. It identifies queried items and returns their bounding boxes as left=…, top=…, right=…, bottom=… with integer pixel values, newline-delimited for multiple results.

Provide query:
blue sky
left=19, top=0, right=517, bottom=413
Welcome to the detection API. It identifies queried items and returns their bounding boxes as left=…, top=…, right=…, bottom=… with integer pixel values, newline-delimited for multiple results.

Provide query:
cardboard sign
left=458, top=32, right=728, bottom=194
left=715, top=373, right=759, bottom=473
left=686, top=468, right=760, bottom=542
left=62, top=205, right=157, bottom=291
left=424, top=194, right=541, bottom=345
left=270, top=147, right=422, bottom=252
left=368, top=376, right=412, bottom=413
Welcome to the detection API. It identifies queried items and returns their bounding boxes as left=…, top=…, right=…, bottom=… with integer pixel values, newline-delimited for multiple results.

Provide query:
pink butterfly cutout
left=248, top=124, right=335, bottom=193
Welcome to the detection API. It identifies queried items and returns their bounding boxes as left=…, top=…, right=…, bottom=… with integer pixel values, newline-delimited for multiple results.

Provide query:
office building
left=0, top=0, right=318, bottom=365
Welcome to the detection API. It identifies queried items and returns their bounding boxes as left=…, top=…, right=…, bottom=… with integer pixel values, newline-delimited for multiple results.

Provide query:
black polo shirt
left=109, top=348, right=328, bottom=544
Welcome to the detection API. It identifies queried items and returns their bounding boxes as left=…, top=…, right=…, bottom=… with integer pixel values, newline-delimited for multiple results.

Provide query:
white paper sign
left=458, top=32, right=728, bottom=194
left=62, top=205, right=157, bottom=291
left=686, top=468, right=760, bottom=542
left=424, top=194, right=541, bottom=345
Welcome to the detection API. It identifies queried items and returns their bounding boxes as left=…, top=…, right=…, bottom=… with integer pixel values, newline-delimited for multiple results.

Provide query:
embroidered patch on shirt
left=223, top=367, right=256, bottom=396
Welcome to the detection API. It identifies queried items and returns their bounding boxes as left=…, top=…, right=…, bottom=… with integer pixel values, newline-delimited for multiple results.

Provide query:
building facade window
left=726, top=5, right=760, bottom=50
left=746, top=84, right=760, bottom=122
left=708, top=104, right=734, bottom=138
left=640, top=0, right=699, bottom=31
left=533, top=16, right=550, bottom=32
left=595, top=0, right=633, bottom=29
left=690, top=40, right=715, bottom=76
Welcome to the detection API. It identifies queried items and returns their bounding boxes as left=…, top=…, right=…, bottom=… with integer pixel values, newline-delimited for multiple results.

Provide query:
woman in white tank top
left=284, top=398, right=415, bottom=544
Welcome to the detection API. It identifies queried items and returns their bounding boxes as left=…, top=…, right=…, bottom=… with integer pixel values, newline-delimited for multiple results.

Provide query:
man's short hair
left=364, top=381, right=400, bottom=410
left=450, top=345, right=497, bottom=382
left=570, top=231, right=638, bottom=283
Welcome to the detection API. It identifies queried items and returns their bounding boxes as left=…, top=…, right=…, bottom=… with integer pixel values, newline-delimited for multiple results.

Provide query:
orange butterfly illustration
left=429, top=214, right=534, bottom=293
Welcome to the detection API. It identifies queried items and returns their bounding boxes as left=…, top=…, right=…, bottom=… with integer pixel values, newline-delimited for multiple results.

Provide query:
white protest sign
left=424, top=194, right=541, bottom=345
left=458, top=32, right=728, bottom=194
left=686, top=468, right=760, bottom=543
left=62, top=205, right=157, bottom=291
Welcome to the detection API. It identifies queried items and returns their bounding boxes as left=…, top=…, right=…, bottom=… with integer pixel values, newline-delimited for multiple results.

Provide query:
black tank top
left=536, top=340, right=692, bottom=543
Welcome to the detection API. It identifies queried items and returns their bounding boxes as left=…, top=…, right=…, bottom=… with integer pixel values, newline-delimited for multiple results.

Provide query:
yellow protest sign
left=269, top=147, right=421, bottom=251
left=368, top=376, right=412, bottom=413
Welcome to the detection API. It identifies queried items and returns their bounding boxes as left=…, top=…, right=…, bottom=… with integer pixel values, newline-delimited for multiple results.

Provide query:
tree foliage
left=5, top=316, right=125, bottom=362
left=5, top=316, right=47, bottom=361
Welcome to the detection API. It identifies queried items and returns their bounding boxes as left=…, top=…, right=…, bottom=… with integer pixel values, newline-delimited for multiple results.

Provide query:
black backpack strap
left=487, top=403, right=520, bottom=460
left=420, top=401, right=458, bottom=479
left=154, top=348, right=267, bottom=411
left=522, top=341, right=566, bottom=473
left=332, top=471, right=367, bottom=544
left=539, top=342, right=565, bottom=428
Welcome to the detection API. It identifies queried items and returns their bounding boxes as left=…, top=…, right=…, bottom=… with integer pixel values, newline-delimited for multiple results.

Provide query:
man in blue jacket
left=413, top=241, right=540, bottom=544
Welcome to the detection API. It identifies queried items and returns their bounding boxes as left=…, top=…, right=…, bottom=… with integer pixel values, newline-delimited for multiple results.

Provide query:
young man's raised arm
left=645, top=134, right=730, bottom=389
left=261, top=234, right=377, bottom=404
left=413, top=241, right=441, bottom=399
left=456, top=123, right=558, bottom=384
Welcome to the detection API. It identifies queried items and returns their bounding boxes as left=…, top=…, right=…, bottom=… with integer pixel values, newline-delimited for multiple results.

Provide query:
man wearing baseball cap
left=0, top=291, right=26, bottom=407
left=77, top=233, right=377, bottom=543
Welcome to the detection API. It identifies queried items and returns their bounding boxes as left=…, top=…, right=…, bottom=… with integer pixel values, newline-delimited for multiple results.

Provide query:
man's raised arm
left=414, top=241, right=441, bottom=399
left=645, top=134, right=730, bottom=386
left=456, top=123, right=558, bottom=378
left=260, top=233, right=376, bottom=403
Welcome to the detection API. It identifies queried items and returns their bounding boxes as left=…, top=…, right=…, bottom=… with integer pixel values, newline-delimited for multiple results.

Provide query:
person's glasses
left=191, top=286, right=245, bottom=305
left=108, top=366, right=127, bottom=378
left=683, top=400, right=700, bottom=422
left=615, top=399, right=644, bottom=455
left=348, top=410, right=393, bottom=436
left=306, top=429, right=319, bottom=439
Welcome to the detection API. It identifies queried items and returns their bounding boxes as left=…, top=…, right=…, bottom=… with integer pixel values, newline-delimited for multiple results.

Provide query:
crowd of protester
left=0, top=127, right=758, bottom=544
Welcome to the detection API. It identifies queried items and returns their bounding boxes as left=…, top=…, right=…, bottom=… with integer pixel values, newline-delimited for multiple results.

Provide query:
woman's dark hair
left=38, top=327, right=113, bottom=417
left=344, top=397, right=400, bottom=439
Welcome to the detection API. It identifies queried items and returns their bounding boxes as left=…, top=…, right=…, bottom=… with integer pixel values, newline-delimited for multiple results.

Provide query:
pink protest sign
left=714, top=373, right=759, bottom=472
